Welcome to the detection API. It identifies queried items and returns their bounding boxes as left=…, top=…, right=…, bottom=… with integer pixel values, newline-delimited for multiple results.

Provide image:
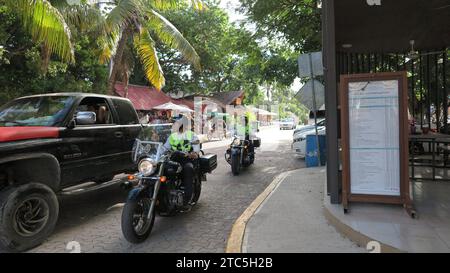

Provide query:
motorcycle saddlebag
left=200, top=153, right=217, bottom=173
left=252, top=137, right=261, bottom=148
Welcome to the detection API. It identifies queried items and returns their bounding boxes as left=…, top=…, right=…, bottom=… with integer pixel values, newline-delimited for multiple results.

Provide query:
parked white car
left=293, top=119, right=325, bottom=136
left=279, top=118, right=296, bottom=130
left=292, top=126, right=326, bottom=157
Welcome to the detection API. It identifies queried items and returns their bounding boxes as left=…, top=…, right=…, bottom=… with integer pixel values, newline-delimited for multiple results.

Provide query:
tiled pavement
left=28, top=128, right=304, bottom=253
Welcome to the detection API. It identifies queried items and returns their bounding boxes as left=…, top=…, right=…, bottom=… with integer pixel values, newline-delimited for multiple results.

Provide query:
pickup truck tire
left=0, top=183, right=59, bottom=252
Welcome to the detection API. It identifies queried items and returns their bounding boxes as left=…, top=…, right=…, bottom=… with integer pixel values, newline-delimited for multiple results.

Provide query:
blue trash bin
left=305, top=134, right=326, bottom=167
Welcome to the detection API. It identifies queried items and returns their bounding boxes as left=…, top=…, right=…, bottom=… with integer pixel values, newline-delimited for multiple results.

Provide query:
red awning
left=114, top=82, right=172, bottom=111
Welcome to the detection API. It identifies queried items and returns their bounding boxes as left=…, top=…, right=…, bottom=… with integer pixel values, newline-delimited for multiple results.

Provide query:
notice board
left=340, top=72, right=414, bottom=216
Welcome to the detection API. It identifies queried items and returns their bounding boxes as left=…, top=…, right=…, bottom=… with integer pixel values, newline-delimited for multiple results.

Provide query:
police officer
left=234, top=111, right=257, bottom=162
left=234, top=111, right=256, bottom=137
left=163, top=115, right=200, bottom=210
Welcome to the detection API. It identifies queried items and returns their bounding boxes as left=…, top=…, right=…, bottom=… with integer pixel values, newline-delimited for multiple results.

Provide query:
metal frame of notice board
left=340, top=72, right=415, bottom=218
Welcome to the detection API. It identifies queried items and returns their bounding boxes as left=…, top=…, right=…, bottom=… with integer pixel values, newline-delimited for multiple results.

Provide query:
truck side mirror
left=74, top=111, right=96, bottom=126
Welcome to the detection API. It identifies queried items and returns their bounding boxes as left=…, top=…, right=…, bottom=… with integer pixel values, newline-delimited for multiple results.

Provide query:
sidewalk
left=241, top=167, right=365, bottom=253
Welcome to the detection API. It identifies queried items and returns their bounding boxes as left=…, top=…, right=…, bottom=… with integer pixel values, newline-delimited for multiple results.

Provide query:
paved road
left=29, top=127, right=304, bottom=253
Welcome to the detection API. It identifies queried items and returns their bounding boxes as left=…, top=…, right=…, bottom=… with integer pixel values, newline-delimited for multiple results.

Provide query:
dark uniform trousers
left=180, top=159, right=194, bottom=204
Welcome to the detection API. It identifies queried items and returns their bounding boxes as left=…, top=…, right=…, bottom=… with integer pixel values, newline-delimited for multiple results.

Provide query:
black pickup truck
left=0, top=93, right=143, bottom=251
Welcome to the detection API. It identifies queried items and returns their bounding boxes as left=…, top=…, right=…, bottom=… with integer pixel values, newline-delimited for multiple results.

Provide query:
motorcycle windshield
left=132, top=124, right=173, bottom=163
left=138, top=123, right=172, bottom=142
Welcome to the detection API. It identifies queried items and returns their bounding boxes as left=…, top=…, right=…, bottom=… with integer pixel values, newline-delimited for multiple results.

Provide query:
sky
left=218, top=0, right=247, bottom=23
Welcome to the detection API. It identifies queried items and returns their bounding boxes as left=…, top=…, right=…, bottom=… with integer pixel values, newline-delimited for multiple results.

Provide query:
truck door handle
left=114, top=131, right=124, bottom=138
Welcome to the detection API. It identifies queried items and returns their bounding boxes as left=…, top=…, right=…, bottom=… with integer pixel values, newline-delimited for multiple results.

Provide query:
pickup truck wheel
left=0, top=183, right=59, bottom=252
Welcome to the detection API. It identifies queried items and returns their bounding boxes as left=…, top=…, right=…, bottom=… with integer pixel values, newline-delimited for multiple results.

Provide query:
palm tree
left=100, top=0, right=204, bottom=95
left=4, top=0, right=75, bottom=71
left=4, top=0, right=106, bottom=73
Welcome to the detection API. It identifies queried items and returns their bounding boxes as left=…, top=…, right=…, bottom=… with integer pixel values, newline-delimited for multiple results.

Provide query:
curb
left=225, top=171, right=292, bottom=253
left=322, top=205, right=404, bottom=253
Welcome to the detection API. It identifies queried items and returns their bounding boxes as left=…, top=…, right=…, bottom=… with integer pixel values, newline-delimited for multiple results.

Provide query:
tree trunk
left=40, top=44, right=51, bottom=75
left=107, top=28, right=130, bottom=95
left=124, top=71, right=130, bottom=98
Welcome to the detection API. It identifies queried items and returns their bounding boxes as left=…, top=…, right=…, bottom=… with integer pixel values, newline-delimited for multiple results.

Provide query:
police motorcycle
left=121, top=125, right=217, bottom=243
left=225, top=113, right=261, bottom=175
left=225, top=135, right=261, bottom=175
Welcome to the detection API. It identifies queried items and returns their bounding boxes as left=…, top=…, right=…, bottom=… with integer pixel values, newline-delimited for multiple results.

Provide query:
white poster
left=349, top=80, right=400, bottom=196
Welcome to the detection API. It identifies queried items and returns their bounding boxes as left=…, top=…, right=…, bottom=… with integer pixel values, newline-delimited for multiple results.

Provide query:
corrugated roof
left=172, top=98, right=194, bottom=110
left=209, top=91, right=245, bottom=105
left=114, top=82, right=172, bottom=111
left=180, top=95, right=226, bottom=109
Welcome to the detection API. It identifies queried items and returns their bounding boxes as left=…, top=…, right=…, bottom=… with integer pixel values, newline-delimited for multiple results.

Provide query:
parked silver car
left=279, top=118, right=296, bottom=130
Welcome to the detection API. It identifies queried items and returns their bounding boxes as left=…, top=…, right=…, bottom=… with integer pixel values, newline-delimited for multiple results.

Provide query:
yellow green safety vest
left=237, top=111, right=257, bottom=135
left=169, top=131, right=194, bottom=152
left=236, top=123, right=250, bottom=135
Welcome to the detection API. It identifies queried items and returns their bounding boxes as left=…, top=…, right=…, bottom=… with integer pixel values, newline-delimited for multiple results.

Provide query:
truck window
left=112, top=98, right=139, bottom=125
left=0, top=96, right=74, bottom=127
left=76, top=97, right=114, bottom=125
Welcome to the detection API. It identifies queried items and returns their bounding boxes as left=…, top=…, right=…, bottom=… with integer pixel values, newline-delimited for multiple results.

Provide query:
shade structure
left=254, top=108, right=278, bottom=116
left=153, top=102, right=193, bottom=112
left=335, top=0, right=450, bottom=53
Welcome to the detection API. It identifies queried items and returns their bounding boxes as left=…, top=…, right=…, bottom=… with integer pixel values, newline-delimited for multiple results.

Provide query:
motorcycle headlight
left=138, top=159, right=156, bottom=176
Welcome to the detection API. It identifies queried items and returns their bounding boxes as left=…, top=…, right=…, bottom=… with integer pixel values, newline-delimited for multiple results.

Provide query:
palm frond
left=147, top=9, right=200, bottom=69
left=9, top=0, right=74, bottom=63
left=189, top=0, right=206, bottom=10
left=106, top=0, right=144, bottom=31
left=98, top=30, right=120, bottom=64
left=103, top=0, right=146, bottom=66
left=61, top=3, right=106, bottom=33
left=148, top=0, right=181, bottom=10
left=134, top=29, right=165, bottom=90
left=147, top=0, right=206, bottom=11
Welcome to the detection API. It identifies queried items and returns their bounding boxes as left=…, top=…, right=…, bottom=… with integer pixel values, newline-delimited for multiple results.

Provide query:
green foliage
left=239, top=0, right=322, bottom=52
left=0, top=1, right=108, bottom=105
left=237, top=0, right=321, bottom=114
left=4, top=0, right=75, bottom=63
left=137, top=1, right=298, bottom=106
left=102, top=0, right=203, bottom=92
left=268, top=82, right=309, bottom=122
left=0, top=0, right=312, bottom=114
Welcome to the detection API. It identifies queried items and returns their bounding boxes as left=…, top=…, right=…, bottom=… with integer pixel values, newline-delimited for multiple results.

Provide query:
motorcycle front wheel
left=231, top=154, right=241, bottom=176
left=121, top=197, right=155, bottom=243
